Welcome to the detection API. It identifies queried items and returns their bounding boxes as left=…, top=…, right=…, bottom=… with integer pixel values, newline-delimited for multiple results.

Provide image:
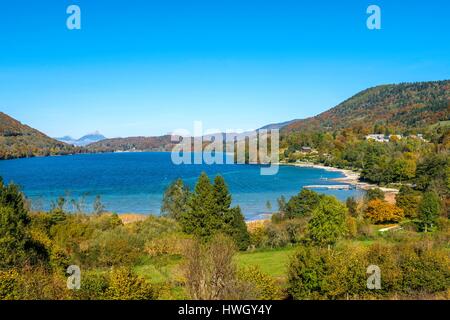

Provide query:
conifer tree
left=181, top=172, right=216, bottom=239
left=161, top=178, right=190, bottom=221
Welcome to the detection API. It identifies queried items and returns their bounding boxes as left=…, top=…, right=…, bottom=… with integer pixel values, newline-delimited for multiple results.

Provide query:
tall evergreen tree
left=161, top=178, right=190, bottom=221
left=213, top=176, right=249, bottom=250
left=213, top=175, right=232, bottom=214
left=180, top=173, right=249, bottom=249
left=224, top=206, right=250, bottom=251
left=212, top=175, right=232, bottom=231
left=181, top=172, right=216, bottom=239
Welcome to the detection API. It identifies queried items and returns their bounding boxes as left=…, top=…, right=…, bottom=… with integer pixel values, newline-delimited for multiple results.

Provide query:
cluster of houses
left=365, top=134, right=426, bottom=143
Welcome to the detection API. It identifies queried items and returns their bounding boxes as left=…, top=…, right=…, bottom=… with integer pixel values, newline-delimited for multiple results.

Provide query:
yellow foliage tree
left=365, top=199, right=404, bottom=224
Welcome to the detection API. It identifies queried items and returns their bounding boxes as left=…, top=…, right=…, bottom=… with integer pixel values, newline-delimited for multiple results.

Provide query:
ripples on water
left=0, top=152, right=364, bottom=220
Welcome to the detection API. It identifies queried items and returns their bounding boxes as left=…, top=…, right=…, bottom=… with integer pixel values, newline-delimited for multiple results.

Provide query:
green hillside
left=86, top=135, right=176, bottom=152
left=0, top=112, right=83, bottom=160
left=284, top=80, right=449, bottom=133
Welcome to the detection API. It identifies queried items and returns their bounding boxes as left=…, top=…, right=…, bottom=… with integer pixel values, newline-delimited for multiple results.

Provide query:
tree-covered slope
left=0, top=112, right=82, bottom=160
left=86, top=135, right=177, bottom=152
left=284, top=80, right=450, bottom=133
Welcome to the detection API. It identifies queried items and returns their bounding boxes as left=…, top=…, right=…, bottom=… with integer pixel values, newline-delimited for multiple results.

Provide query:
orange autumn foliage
left=365, top=199, right=404, bottom=224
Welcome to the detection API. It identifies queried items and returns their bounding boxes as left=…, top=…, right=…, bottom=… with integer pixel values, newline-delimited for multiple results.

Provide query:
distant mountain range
left=1, top=80, right=449, bottom=159
left=86, top=80, right=449, bottom=152
left=55, top=131, right=107, bottom=146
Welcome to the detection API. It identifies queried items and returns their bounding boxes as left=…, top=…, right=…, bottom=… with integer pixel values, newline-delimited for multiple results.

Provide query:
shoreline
left=277, top=162, right=360, bottom=184
left=277, top=161, right=399, bottom=203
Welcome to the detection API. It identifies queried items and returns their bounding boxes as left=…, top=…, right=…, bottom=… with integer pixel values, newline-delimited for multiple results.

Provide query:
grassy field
left=133, top=246, right=297, bottom=284
left=235, top=246, right=297, bottom=280
left=131, top=246, right=297, bottom=299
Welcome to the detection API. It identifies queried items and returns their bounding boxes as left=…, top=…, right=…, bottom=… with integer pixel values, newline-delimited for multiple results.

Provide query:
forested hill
left=86, top=135, right=177, bottom=152
left=0, top=112, right=83, bottom=160
left=284, top=80, right=450, bottom=133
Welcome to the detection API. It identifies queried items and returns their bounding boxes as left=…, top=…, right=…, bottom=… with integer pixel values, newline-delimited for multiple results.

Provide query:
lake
left=0, top=152, right=364, bottom=220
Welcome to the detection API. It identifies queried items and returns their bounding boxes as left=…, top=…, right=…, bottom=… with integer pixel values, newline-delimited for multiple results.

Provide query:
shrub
left=287, top=241, right=450, bottom=299
left=248, top=221, right=269, bottom=248
left=72, top=271, right=110, bottom=300
left=16, top=266, right=70, bottom=300
left=346, top=197, right=359, bottom=217
left=356, top=218, right=375, bottom=238
left=90, top=213, right=123, bottom=231
left=106, top=267, right=156, bottom=300
left=85, top=227, right=142, bottom=267
left=399, top=243, right=450, bottom=294
left=265, top=223, right=290, bottom=248
left=345, top=216, right=358, bottom=238
left=0, top=269, right=21, bottom=300
left=145, top=232, right=191, bottom=257
left=182, top=234, right=251, bottom=300
left=238, top=266, right=282, bottom=300
left=322, top=245, right=368, bottom=299
left=287, top=246, right=329, bottom=300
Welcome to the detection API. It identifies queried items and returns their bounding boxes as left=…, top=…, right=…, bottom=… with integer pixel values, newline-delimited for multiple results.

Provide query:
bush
left=248, top=221, right=269, bottom=248
left=15, top=266, right=69, bottom=300
left=145, top=232, right=191, bottom=257
left=345, top=216, right=358, bottom=238
left=287, top=241, right=450, bottom=299
left=356, top=218, right=375, bottom=238
left=182, top=234, right=252, bottom=300
left=238, top=266, right=282, bottom=300
left=248, top=218, right=308, bottom=249
left=106, top=267, right=156, bottom=300
left=132, top=215, right=180, bottom=244
left=287, top=246, right=329, bottom=300
left=265, top=223, right=290, bottom=248
left=72, top=271, right=110, bottom=300
left=0, top=269, right=21, bottom=300
left=399, top=243, right=450, bottom=294
left=85, top=227, right=142, bottom=267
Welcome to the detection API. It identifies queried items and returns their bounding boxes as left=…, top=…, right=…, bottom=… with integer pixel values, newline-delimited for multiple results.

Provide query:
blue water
left=0, top=152, right=364, bottom=220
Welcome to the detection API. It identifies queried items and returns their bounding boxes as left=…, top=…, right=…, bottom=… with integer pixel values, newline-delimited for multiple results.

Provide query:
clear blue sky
left=0, top=0, right=449, bottom=138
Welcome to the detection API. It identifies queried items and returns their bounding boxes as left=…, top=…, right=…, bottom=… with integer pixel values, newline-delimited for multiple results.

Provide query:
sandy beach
left=277, top=162, right=360, bottom=183
left=278, top=161, right=399, bottom=203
